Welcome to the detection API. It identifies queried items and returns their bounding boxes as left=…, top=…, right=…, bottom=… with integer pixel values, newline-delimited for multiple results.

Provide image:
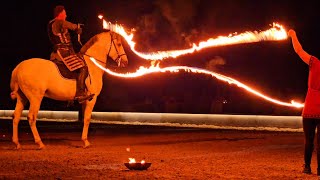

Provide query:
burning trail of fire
left=90, top=57, right=304, bottom=108
left=96, top=16, right=301, bottom=108
left=99, top=16, right=287, bottom=60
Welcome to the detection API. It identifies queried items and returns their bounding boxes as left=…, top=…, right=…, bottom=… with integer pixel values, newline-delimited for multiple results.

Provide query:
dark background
left=1, top=0, right=319, bottom=115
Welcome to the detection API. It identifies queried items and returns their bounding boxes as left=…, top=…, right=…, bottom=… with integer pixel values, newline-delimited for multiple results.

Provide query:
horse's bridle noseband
left=107, top=33, right=127, bottom=67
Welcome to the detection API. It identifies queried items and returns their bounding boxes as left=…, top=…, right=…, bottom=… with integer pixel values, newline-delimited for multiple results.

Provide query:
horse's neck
left=81, top=35, right=107, bottom=79
left=84, top=55, right=104, bottom=79
left=81, top=33, right=109, bottom=63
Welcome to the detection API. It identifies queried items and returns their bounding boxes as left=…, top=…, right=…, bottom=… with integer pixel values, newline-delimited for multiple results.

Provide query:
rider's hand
left=76, top=28, right=82, bottom=34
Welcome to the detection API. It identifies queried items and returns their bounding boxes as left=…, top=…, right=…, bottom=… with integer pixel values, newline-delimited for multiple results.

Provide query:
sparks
left=100, top=18, right=287, bottom=60
left=90, top=57, right=303, bottom=108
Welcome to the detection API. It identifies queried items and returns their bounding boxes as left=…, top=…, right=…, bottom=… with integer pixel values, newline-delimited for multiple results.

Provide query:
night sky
left=1, top=0, right=319, bottom=115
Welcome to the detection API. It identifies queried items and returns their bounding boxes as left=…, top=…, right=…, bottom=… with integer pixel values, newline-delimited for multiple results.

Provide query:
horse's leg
left=81, top=97, right=97, bottom=148
left=27, top=96, right=45, bottom=149
left=12, top=92, right=27, bottom=150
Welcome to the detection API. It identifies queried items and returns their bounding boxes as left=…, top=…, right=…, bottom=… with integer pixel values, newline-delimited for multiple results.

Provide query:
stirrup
left=74, top=94, right=95, bottom=104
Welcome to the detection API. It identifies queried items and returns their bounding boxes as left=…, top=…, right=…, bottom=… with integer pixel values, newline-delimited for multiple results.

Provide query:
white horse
left=10, top=31, right=128, bottom=149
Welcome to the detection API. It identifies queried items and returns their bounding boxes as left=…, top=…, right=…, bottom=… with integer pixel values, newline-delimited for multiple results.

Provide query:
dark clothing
left=47, top=19, right=84, bottom=71
left=48, top=19, right=76, bottom=45
left=303, top=118, right=320, bottom=169
left=75, top=65, right=89, bottom=96
left=48, top=18, right=93, bottom=102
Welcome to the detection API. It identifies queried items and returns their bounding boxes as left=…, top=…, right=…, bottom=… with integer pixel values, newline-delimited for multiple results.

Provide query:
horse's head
left=99, top=31, right=128, bottom=67
left=81, top=31, right=128, bottom=67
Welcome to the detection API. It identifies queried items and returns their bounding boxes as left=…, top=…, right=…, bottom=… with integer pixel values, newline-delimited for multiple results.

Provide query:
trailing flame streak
left=90, top=57, right=304, bottom=108
left=98, top=16, right=300, bottom=108
left=101, top=18, right=287, bottom=60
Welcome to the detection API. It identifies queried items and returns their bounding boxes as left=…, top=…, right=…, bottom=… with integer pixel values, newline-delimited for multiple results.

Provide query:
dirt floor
left=0, top=119, right=317, bottom=179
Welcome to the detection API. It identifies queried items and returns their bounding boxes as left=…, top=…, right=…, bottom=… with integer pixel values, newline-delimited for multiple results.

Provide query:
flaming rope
left=95, top=16, right=303, bottom=108
left=90, top=57, right=304, bottom=108
left=99, top=16, right=287, bottom=60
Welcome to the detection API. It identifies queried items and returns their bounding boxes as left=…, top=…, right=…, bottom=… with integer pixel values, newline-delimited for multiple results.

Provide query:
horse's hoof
left=83, top=141, right=91, bottom=148
left=38, top=145, right=45, bottom=150
left=37, top=142, right=45, bottom=150
left=15, top=144, right=21, bottom=150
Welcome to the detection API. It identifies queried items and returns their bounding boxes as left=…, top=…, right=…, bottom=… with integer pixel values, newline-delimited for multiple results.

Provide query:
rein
left=81, top=32, right=126, bottom=67
left=82, top=53, right=107, bottom=66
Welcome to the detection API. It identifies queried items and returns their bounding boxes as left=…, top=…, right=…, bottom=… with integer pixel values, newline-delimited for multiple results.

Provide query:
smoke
left=205, top=56, right=226, bottom=72
left=134, top=0, right=201, bottom=51
left=154, top=0, right=199, bottom=34
left=131, top=1, right=281, bottom=53
left=155, top=0, right=200, bottom=46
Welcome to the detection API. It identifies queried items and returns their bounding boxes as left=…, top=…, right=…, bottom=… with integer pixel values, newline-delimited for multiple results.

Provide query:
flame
left=96, top=17, right=302, bottom=108
left=90, top=57, right=304, bottom=108
left=128, top=158, right=145, bottom=164
left=101, top=18, right=287, bottom=60
left=129, top=158, right=136, bottom=164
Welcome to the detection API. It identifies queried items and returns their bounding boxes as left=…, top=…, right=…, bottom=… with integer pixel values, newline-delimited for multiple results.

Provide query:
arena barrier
left=0, top=110, right=302, bottom=132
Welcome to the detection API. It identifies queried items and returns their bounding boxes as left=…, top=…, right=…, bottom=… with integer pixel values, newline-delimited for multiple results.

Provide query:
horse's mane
left=80, top=31, right=115, bottom=54
left=80, top=34, right=99, bottom=54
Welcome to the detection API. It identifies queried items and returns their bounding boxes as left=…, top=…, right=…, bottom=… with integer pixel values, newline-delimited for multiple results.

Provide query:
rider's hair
left=53, top=5, right=65, bottom=18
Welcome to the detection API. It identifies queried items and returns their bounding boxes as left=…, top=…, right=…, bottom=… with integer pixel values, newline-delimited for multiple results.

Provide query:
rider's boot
left=74, top=66, right=94, bottom=104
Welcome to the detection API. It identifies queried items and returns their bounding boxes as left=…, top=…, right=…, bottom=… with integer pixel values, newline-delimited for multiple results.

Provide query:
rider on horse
left=47, top=5, right=94, bottom=104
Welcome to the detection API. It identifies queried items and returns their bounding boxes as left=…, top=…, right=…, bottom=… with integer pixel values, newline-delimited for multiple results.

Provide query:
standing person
left=48, top=5, right=94, bottom=104
left=288, top=29, right=320, bottom=176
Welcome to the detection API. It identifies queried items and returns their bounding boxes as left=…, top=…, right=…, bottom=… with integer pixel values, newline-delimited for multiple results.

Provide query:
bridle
left=83, top=32, right=127, bottom=67
left=108, top=33, right=127, bottom=67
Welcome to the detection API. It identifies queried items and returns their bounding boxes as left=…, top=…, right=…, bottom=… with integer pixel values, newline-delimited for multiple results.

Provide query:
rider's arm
left=288, top=29, right=311, bottom=65
left=52, top=20, right=78, bottom=34
left=61, top=20, right=78, bottom=31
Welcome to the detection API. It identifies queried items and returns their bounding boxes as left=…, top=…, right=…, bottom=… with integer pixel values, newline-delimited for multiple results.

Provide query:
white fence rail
left=0, top=110, right=302, bottom=132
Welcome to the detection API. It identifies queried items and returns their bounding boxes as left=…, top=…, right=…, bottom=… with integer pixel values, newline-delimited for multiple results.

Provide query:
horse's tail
left=10, top=66, right=19, bottom=100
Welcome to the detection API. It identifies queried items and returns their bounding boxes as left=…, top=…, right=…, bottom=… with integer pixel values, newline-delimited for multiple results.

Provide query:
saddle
left=52, top=59, right=79, bottom=79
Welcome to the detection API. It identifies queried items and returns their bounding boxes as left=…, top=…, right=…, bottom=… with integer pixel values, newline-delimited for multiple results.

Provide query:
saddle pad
left=62, top=54, right=85, bottom=71
left=52, top=59, right=79, bottom=80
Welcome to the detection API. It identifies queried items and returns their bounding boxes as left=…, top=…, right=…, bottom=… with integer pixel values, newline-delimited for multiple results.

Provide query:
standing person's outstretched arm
left=288, top=29, right=311, bottom=65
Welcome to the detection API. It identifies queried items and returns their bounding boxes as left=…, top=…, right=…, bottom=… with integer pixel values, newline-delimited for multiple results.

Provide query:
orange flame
left=100, top=18, right=287, bottom=60
left=128, top=158, right=136, bottom=164
left=90, top=57, right=304, bottom=108
left=128, top=158, right=145, bottom=164
left=96, top=17, right=301, bottom=108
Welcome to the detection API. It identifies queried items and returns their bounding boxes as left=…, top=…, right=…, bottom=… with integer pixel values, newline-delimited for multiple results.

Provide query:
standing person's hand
left=288, top=29, right=296, bottom=38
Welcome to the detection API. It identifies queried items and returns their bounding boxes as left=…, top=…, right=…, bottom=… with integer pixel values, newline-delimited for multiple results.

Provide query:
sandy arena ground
left=0, top=119, right=317, bottom=179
